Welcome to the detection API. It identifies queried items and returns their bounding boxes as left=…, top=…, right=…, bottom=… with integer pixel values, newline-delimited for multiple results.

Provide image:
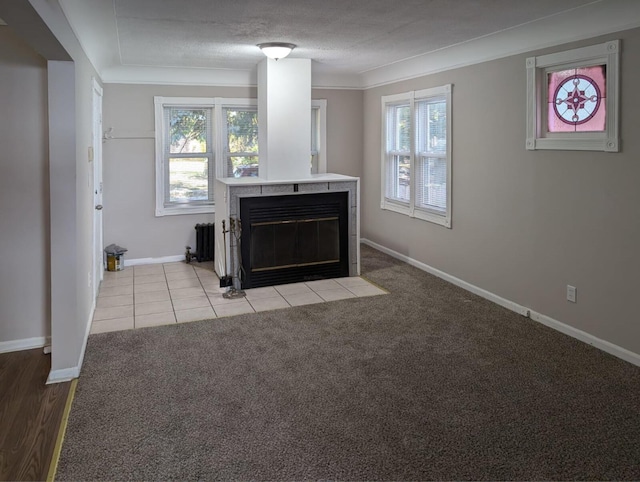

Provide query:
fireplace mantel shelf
left=216, top=173, right=358, bottom=186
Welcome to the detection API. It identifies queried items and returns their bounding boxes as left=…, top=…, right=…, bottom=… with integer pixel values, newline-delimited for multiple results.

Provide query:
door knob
left=95, top=204, right=103, bottom=210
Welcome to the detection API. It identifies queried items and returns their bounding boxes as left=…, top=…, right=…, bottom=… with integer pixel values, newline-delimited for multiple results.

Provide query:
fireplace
left=214, top=174, right=360, bottom=290
left=240, top=192, right=350, bottom=288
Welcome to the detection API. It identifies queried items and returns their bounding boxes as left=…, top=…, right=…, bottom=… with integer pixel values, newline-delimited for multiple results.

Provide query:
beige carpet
left=57, top=244, right=640, bottom=480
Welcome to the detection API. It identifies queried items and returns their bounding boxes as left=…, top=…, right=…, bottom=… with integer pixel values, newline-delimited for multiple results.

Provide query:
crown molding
left=360, top=0, right=640, bottom=89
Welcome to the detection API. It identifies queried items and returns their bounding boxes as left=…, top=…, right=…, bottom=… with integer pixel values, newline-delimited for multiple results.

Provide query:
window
left=311, top=100, right=327, bottom=174
left=164, top=106, right=213, bottom=204
left=224, top=106, right=259, bottom=178
left=547, top=65, right=606, bottom=133
left=381, top=85, right=452, bottom=228
left=526, top=40, right=619, bottom=151
left=155, top=96, right=326, bottom=216
left=154, top=97, right=257, bottom=216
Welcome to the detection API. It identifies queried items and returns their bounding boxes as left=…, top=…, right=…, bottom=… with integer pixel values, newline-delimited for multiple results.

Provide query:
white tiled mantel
left=214, top=174, right=360, bottom=290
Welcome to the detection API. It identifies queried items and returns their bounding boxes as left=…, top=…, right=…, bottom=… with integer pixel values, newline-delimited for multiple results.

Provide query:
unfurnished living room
left=1, top=0, right=640, bottom=480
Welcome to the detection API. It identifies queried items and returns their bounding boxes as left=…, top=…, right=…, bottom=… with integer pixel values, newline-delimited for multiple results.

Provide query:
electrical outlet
left=567, top=285, right=577, bottom=303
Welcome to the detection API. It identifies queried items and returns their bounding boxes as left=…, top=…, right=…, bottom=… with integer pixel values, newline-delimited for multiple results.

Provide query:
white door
left=92, top=78, right=104, bottom=296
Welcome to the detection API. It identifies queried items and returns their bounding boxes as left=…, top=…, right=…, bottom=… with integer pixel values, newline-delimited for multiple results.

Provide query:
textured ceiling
left=112, top=0, right=595, bottom=74
left=56, top=0, right=640, bottom=86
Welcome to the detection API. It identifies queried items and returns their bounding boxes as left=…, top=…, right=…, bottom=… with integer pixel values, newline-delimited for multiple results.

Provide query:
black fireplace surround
left=239, top=192, right=350, bottom=289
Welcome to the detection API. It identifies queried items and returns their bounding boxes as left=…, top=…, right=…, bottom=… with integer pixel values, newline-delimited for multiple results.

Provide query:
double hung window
left=155, top=97, right=257, bottom=216
left=381, top=85, right=452, bottom=227
left=155, top=97, right=327, bottom=216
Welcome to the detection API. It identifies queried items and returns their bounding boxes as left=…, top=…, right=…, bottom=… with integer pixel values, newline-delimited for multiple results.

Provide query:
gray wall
left=1, top=0, right=104, bottom=376
left=0, top=27, right=49, bottom=344
left=362, top=28, right=640, bottom=356
left=102, top=84, right=363, bottom=260
left=315, top=88, right=363, bottom=178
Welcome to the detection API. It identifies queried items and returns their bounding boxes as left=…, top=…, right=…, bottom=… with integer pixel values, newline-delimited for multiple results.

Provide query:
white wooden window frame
left=526, top=40, right=620, bottom=152
left=380, top=85, right=452, bottom=228
left=154, top=97, right=215, bottom=216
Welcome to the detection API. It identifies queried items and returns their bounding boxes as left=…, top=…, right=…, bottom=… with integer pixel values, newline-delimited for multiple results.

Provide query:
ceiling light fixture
left=258, top=42, right=296, bottom=61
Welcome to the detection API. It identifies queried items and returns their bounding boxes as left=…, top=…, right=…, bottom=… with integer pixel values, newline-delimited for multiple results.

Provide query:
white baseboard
left=46, top=366, right=79, bottom=384
left=361, top=239, right=530, bottom=317
left=0, top=336, right=50, bottom=354
left=124, top=254, right=185, bottom=267
left=46, top=294, right=96, bottom=384
left=361, top=238, right=640, bottom=368
left=528, top=311, right=640, bottom=367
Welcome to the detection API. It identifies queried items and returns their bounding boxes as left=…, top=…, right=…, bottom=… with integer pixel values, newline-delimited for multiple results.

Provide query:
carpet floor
left=57, top=244, right=640, bottom=480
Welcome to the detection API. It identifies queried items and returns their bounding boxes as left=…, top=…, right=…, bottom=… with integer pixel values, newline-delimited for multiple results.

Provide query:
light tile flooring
left=91, top=261, right=387, bottom=334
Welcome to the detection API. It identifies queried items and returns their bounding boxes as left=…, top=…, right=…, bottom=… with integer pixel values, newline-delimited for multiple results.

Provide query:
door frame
left=92, top=77, right=104, bottom=297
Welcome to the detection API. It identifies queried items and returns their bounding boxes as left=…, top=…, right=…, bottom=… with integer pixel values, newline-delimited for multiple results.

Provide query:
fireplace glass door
left=240, top=192, right=349, bottom=288
left=251, top=217, right=340, bottom=271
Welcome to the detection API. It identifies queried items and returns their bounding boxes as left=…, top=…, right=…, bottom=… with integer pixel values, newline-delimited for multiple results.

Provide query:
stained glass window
left=526, top=40, right=619, bottom=151
left=547, top=65, right=606, bottom=133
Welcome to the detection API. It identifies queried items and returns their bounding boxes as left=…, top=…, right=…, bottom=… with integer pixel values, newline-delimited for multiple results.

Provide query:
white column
left=258, top=58, right=312, bottom=180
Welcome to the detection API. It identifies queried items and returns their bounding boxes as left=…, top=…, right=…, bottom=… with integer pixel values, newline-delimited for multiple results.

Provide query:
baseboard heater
left=187, top=223, right=215, bottom=262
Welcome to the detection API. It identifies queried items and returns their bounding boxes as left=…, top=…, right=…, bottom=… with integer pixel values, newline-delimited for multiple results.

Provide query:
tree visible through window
left=225, top=108, right=259, bottom=177
left=168, top=108, right=212, bottom=202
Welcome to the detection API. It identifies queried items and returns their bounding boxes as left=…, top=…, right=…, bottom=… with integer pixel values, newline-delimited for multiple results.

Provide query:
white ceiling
left=58, top=0, right=640, bottom=88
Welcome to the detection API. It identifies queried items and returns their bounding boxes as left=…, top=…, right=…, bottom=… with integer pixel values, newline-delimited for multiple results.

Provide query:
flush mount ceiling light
left=258, top=42, right=296, bottom=61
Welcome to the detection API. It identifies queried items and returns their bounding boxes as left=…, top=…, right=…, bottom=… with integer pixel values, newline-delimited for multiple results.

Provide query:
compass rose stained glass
left=547, top=65, right=606, bottom=132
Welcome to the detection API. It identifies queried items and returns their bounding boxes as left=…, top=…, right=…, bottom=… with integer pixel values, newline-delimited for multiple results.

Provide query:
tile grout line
left=163, top=263, right=178, bottom=325
left=132, top=266, right=136, bottom=329
left=195, top=264, right=218, bottom=318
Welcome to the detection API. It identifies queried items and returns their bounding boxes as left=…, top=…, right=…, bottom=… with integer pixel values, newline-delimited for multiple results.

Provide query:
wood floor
left=0, top=349, right=71, bottom=481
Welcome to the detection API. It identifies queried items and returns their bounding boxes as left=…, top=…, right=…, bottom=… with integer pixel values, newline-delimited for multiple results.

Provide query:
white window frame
left=154, top=96, right=257, bottom=216
left=380, top=85, right=452, bottom=228
left=526, top=40, right=619, bottom=152
left=154, top=97, right=215, bottom=216
left=311, top=99, right=327, bottom=174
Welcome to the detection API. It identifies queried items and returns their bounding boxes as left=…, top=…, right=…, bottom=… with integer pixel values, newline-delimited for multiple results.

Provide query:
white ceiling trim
left=101, top=64, right=363, bottom=89
left=361, top=0, right=640, bottom=89
left=102, top=65, right=255, bottom=87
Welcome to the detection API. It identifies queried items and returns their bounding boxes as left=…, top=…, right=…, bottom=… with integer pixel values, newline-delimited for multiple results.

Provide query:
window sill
left=414, top=208, right=451, bottom=228
left=381, top=200, right=451, bottom=228
left=155, top=204, right=215, bottom=217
